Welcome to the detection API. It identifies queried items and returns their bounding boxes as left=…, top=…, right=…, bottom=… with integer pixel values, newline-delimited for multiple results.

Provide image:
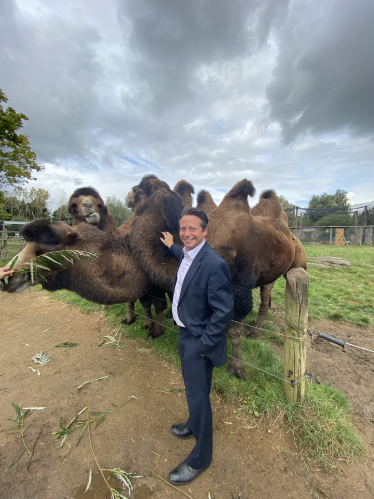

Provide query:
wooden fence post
left=283, top=268, right=309, bottom=402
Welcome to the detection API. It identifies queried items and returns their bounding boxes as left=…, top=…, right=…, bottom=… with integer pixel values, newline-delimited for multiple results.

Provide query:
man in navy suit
left=161, top=207, right=234, bottom=485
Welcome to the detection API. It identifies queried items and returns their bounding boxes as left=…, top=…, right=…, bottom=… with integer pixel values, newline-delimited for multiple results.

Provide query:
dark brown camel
left=1, top=221, right=154, bottom=308
left=68, top=186, right=166, bottom=334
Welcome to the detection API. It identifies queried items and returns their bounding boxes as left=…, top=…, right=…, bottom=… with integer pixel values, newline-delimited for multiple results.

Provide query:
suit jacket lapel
left=178, top=242, right=209, bottom=305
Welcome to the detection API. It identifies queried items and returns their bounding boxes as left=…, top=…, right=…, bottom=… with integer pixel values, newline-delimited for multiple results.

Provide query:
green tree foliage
left=315, top=213, right=354, bottom=227
left=4, top=186, right=50, bottom=220
left=277, top=195, right=293, bottom=210
left=52, top=197, right=72, bottom=224
left=308, top=189, right=351, bottom=224
left=0, top=89, right=42, bottom=219
left=277, top=195, right=293, bottom=226
left=105, top=195, right=132, bottom=227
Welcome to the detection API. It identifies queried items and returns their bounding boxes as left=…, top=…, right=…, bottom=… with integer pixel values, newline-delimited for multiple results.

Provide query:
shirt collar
left=182, top=239, right=206, bottom=261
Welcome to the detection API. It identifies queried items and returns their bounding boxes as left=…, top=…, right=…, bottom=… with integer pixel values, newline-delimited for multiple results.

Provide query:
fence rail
left=290, top=225, right=374, bottom=246
left=0, top=230, right=24, bottom=259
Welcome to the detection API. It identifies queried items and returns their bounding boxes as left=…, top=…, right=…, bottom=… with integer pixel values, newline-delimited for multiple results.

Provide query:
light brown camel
left=197, top=189, right=306, bottom=338
left=125, top=175, right=297, bottom=379
left=246, top=190, right=307, bottom=338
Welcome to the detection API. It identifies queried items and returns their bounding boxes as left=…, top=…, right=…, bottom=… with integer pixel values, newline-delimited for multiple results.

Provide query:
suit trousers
left=178, top=327, right=214, bottom=469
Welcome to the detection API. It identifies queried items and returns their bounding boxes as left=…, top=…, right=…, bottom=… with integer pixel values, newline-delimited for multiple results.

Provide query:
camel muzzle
left=81, top=197, right=100, bottom=224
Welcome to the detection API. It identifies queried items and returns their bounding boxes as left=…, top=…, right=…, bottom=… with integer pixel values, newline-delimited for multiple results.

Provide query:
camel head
left=0, top=219, right=119, bottom=295
left=196, top=190, right=217, bottom=214
left=68, top=187, right=116, bottom=231
left=130, top=175, right=184, bottom=233
left=173, top=180, right=195, bottom=208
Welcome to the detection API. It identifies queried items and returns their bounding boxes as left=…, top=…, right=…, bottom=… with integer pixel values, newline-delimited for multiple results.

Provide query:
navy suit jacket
left=170, top=241, right=234, bottom=367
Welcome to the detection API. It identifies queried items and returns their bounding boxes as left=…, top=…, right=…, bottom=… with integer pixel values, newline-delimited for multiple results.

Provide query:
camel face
left=68, top=187, right=116, bottom=232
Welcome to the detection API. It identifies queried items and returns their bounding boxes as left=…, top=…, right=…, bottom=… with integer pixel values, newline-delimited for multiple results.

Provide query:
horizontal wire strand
left=116, top=303, right=306, bottom=386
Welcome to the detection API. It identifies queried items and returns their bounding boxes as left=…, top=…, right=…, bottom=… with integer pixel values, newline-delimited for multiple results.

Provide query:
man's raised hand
left=160, top=232, right=174, bottom=248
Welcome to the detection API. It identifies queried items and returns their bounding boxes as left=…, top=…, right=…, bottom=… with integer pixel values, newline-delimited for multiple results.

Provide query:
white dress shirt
left=172, top=239, right=206, bottom=327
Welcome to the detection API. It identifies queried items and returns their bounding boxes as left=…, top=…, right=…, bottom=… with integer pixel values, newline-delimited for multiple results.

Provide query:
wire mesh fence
left=290, top=225, right=374, bottom=246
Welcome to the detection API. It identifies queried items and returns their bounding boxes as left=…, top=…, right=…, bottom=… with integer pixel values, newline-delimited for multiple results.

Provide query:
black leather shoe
left=169, top=458, right=208, bottom=485
left=171, top=423, right=194, bottom=440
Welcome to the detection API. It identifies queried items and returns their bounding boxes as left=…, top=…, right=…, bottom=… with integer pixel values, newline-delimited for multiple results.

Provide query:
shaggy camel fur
left=126, top=176, right=297, bottom=379
left=68, top=187, right=167, bottom=336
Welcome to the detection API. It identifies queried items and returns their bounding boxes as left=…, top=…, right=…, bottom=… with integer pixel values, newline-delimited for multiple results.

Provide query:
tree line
left=279, top=191, right=374, bottom=227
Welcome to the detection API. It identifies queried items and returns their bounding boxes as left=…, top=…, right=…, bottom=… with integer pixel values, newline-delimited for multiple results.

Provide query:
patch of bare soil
left=1, top=288, right=374, bottom=499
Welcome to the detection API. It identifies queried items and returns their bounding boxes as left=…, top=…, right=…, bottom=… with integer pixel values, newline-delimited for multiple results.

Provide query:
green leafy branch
left=6, top=403, right=33, bottom=470
left=52, top=396, right=136, bottom=448
left=3, top=250, right=99, bottom=287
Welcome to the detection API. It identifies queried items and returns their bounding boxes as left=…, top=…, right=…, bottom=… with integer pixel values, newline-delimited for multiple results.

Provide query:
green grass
left=266, top=245, right=374, bottom=327
left=47, top=288, right=367, bottom=471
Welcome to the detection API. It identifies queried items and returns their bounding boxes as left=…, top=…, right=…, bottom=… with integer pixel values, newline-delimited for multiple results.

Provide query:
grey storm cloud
left=1, top=0, right=373, bottom=206
left=266, top=0, right=374, bottom=143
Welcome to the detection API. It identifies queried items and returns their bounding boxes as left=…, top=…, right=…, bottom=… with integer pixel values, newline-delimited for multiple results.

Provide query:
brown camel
left=197, top=188, right=306, bottom=337
left=67, top=186, right=168, bottom=336
left=1, top=220, right=152, bottom=305
left=125, top=175, right=297, bottom=379
left=67, top=187, right=160, bottom=331
left=247, top=190, right=307, bottom=338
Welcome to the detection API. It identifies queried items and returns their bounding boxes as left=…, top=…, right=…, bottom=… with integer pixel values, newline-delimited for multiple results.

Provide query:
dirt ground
left=1, top=288, right=374, bottom=499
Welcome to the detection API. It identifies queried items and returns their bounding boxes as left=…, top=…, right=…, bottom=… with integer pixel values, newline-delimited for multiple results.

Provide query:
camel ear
left=21, top=220, right=62, bottom=245
left=100, top=204, right=108, bottom=215
left=64, top=231, right=80, bottom=246
left=154, top=189, right=184, bottom=232
left=68, top=202, right=76, bottom=215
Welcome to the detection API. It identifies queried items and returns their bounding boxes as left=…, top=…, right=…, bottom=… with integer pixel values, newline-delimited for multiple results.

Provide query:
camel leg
left=148, top=289, right=168, bottom=339
left=121, top=302, right=136, bottom=325
left=245, top=282, right=275, bottom=339
left=227, top=321, right=246, bottom=380
left=139, top=295, right=153, bottom=329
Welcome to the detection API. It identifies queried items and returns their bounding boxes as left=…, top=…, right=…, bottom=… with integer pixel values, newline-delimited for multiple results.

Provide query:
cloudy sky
left=1, top=0, right=373, bottom=210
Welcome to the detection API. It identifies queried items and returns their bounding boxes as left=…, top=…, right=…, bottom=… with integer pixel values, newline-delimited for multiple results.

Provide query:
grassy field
left=3, top=243, right=373, bottom=469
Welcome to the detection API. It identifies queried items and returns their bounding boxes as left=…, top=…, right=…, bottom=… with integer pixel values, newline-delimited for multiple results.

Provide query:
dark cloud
left=266, top=0, right=374, bottom=143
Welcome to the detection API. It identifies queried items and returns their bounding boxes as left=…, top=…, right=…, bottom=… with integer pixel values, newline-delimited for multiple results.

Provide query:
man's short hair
left=179, top=207, right=209, bottom=230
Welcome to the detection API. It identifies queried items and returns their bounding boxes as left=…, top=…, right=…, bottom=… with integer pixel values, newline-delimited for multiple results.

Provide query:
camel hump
left=224, top=179, right=256, bottom=200
left=196, top=190, right=210, bottom=205
left=260, top=189, right=276, bottom=200
left=173, top=180, right=195, bottom=195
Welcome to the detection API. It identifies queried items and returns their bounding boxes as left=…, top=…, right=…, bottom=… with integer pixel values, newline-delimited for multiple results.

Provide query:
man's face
left=179, top=215, right=207, bottom=251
